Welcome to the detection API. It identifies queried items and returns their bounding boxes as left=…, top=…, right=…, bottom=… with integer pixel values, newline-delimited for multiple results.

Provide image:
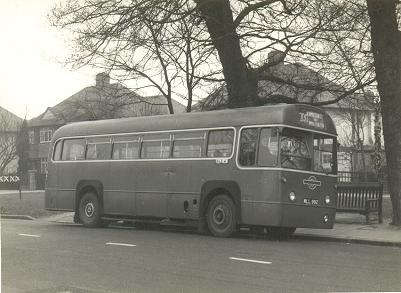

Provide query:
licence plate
left=304, top=198, right=319, bottom=205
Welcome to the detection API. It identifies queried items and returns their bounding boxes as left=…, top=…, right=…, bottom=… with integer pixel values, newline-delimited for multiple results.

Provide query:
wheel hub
left=85, top=202, right=95, bottom=218
left=213, top=205, right=226, bottom=225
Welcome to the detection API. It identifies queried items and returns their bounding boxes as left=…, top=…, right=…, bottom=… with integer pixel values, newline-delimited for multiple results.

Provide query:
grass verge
left=0, top=191, right=64, bottom=219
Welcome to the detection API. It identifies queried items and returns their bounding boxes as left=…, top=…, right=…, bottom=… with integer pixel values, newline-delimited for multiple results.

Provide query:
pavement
left=296, top=213, right=401, bottom=247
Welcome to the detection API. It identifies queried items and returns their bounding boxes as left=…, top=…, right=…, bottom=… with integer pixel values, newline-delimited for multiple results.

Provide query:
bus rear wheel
left=206, top=194, right=237, bottom=237
left=78, top=192, right=103, bottom=228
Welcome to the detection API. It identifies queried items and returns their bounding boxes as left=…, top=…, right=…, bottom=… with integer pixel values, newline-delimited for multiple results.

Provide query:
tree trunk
left=367, top=0, right=401, bottom=225
left=195, top=0, right=258, bottom=108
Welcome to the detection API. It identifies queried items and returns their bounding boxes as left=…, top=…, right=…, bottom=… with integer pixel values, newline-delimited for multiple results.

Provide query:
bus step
left=101, top=216, right=197, bottom=228
left=160, top=218, right=197, bottom=228
left=101, top=217, right=158, bottom=224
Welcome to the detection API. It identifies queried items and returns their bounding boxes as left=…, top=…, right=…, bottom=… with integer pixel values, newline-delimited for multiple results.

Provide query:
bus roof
left=52, top=104, right=337, bottom=140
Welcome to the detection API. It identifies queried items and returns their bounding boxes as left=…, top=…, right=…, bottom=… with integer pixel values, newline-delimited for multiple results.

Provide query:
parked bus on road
left=45, top=104, right=337, bottom=237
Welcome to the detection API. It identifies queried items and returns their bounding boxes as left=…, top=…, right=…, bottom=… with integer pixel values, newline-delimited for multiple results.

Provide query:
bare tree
left=367, top=0, right=401, bottom=225
left=51, top=0, right=378, bottom=111
left=194, top=0, right=376, bottom=108
left=0, top=109, right=21, bottom=174
left=50, top=0, right=219, bottom=113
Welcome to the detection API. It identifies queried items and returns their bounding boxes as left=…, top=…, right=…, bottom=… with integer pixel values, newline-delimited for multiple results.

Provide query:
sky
left=0, top=0, right=96, bottom=119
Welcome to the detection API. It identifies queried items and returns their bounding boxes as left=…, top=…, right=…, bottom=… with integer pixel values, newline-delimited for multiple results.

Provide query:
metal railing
left=337, top=171, right=388, bottom=193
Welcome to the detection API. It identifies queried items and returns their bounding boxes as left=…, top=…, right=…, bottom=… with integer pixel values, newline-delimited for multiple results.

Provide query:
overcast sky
left=0, top=0, right=96, bottom=119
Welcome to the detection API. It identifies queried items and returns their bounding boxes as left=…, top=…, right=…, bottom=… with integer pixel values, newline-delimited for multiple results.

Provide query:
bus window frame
left=206, top=129, right=235, bottom=158
left=111, top=135, right=141, bottom=160
left=50, top=126, right=236, bottom=163
left=312, top=135, right=337, bottom=175
left=172, top=131, right=206, bottom=158
left=60, top=137, right=87, bottom=161
left=140, top=133, right=172, bottom=159
left=235, top=124, right=337, bottom=177
left=279, top=127, right=312, bottom=172
left=86, top=137, right=113, bottom=161
left=53, top=139, right=63, bottom=161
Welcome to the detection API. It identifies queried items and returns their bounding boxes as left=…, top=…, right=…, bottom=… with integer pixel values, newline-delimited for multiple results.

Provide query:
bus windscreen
left=280, top=128, right=311, bottom=171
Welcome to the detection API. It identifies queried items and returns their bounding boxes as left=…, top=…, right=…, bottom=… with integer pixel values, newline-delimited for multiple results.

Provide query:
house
left=27, top=73, right=185, bottom=189
left=0, top=106, right=22, bottom=175
left=195, top=51, right=380, bottom=173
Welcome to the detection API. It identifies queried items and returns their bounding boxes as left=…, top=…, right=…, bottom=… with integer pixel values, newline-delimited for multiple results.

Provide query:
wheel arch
left=75, top=180, right=104, bottom=217
left=199, top=180, right=242, bottom=224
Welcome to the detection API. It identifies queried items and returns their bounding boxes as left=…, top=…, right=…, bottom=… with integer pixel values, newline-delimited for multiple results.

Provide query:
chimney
left=268, top=50, right=285, bottom=65
left=95, top=72, right=110, bottom=88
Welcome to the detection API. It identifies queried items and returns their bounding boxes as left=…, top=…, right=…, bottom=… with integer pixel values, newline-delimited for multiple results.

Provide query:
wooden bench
left=336, top=182, right=383, bottom=224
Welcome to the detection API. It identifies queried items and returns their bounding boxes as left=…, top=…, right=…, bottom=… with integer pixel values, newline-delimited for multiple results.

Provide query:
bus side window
left=313, top=136, right=334, bottom=173
left=238, top=128, right=258, bottom=166
left=207, top=129, right=234, bottom=158
left=258, top=128, right=278, bottom=167
left=112, top=135, right=140, bottom=160
left=141, top=133, right=171, bottom=159
left=86, top=137, right=112, bottom=160
left=173, top=131, right=205, bottom=158
left=61, top=139, right=86, bottom=161
left=53, top=140, right=63, bottom=161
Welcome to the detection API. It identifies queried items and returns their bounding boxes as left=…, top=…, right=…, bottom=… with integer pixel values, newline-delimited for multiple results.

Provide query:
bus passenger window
left=86, top=137, right=112, bottom=160
left=313, top=136, right=335, bottom=173
left=53, top=140, right=63, bottom=161
left=61, top=139, right=86, bottom=161
left=207, top=129, right=234, bottom=158
left=112, top=136, right=140, bottom=160
left=239, top=128, right=258, bottom=166
left=141, top=133, right=171, bottom=159
left=173, top=131, right=205, bottom=158
left=258, top=128, right=278, bottom=167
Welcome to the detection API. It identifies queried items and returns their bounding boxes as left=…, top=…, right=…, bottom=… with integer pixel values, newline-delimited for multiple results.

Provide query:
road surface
left=2, top=219, right=401, bottom=292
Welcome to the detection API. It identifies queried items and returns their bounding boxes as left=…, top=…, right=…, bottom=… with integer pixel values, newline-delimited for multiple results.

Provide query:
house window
left=28, top=130, right=35, bottom=144
left=39, top=128, right=53, bottom=143
left=40, top=158, right=48, bottom=174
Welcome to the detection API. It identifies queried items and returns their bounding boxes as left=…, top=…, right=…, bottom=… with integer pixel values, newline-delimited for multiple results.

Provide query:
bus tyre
left=206, top=195, right=237, bottom=237
left=78, top=192, right=102, bottom=228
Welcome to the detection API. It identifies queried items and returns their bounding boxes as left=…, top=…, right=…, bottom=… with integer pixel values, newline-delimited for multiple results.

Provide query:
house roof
left=29, top=75, right=185, bottom=127
left=195, top=54, right=374, bottom=112
left=0, top=106, right=23, bottom=132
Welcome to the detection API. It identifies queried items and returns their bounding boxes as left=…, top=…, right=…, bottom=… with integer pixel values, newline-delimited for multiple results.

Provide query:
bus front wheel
left=206, top=194, right=237, bottom=237
left=78, top=192, right=102, bottom=228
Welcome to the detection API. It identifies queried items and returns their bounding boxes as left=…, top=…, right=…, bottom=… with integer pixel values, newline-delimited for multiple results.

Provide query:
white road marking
left=106, top=242, right=136, bottom=247
left=229, top=257, right=272, bottom=264
left=18, top=233, right=40, bottom=238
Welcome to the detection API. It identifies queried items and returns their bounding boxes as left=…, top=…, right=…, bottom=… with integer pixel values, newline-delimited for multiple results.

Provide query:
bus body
left=45, top=104, right=338, bottom=236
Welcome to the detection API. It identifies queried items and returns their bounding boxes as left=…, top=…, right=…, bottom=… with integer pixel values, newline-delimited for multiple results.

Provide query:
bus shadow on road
left=106, top=221, right=297, bottom=242
left=52, top=219, right=298, bottom=242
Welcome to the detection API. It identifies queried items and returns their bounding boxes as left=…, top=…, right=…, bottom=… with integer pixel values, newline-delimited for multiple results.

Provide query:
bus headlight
left=325, top=195, right=331, bottom=204
left=289, top=192, right=296, bottom=202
